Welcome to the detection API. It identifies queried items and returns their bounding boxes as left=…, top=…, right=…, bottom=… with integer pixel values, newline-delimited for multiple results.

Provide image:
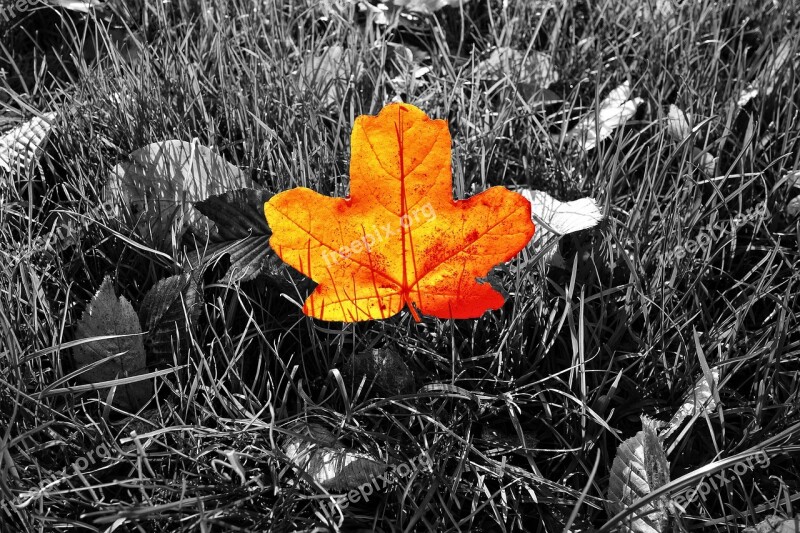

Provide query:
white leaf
left=565, top=82, right=642, bottom=151
left=661, top=368, right=720, bottom=441
left=388, top=0, right=469, bottom=15
left=104, top=139, right=252, bottom=245
left=0, top=113, right=57, bottom=173
left=519, top=189, right=603, bottom=265
left=744, top=516, right=800, bottom=533
left=283, top=424, right=386, bottom=491
left=49, top=0, right=103, bottom=11
left=666, top=105, right=692, bottom=141
left=606, top=416, right=671, bottom=533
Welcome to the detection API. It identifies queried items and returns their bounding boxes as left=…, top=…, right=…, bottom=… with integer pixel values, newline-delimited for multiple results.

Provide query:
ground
left=1, top=0, right=799, bottom=531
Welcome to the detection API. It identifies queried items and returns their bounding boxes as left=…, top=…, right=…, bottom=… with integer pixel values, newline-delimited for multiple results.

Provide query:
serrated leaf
left=104, top=139, right=253, bottom=247
left=0, top=113, right=57, bottom=174
left=607, top=416, right=671, bottom=533
left=518, top=189, right=603, bottom=265
left=73, top=276, right=151, bottom=410
left=343, top=347, right=415, bottom=397
left=662, top=368, right=720, bottom=441
left=138, top=273, right=201, bottom=365
left=564, top=82, right=642, bottom=152
left=193, top=188, right=302, bottom=284
left=744, top=516, right=800, bottom=533
left=283, top=424, right=386, bottom=491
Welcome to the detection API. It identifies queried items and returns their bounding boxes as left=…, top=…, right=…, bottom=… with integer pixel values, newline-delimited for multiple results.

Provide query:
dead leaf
left=264, top=103, right=535, bottom=321
left=104, top=139, right=252, bottom=246
left=737, top=35, right=797, bottom=107
left=661, top=368, right=720, bottom=441
left=0, top=113, right=57, bottom=174
left=666, top=105, right=692, bottom=141
left=73, top=276, right=152, bottom=410
left=343, top=347, right=415, bottom=397
left=744, top=516, right=800, bottom=533
left=138, top=273, right=201, bottom=366
left=563, top=81, right=642, bottom=152
left=193, top=188, right=304, bottom=286
left=518, top=189, right=603, bottom=266
left=474, top=47, right=559, bottom=90
left=388, top=0, right=469, bottom=14
left=283, top=424, right=386, bottom=491
left=298, top=45, right=363, bottom=106
left=606, top=416, right=671, bottom=533
left=786, top=195, right=800, bottom=218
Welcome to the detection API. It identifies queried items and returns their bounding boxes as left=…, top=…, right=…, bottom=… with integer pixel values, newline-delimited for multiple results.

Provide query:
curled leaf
left=283, top=424, right=386, bottom=491
left=661, top=368, right=720, bottom=441
left=606, top=416, right=671, bottom=533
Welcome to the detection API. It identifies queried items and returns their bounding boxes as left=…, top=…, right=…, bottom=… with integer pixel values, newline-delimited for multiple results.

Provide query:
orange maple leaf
left=264, top=103, right=535, bottom=322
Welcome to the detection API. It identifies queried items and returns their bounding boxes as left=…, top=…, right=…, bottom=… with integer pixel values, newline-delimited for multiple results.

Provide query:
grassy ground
left=2, top=0, right=800, bottom=531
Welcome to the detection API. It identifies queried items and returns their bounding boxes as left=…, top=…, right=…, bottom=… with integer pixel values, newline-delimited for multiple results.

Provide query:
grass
left=1, top=0, right=800, bottom=531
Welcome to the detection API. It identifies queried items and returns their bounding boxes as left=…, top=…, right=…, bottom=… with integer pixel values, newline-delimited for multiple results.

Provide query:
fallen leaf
left=0, top=113, right=57, bottom=174
left=343, top=347, right=415, bottom=397
left=49, top=0, right=103, bottom=11
left=298, top=45, right=363, bottom=107
left=73, top=276, right=152, bottom=410
left=737, top=35, right=797, bottom=107
left=388, top=0, right=469, bottom=14
left=138, top=273, right=201, bottom=366
left=264, top=103, right=535, bottom=321
left=606, top=416, right=671, bottom=533
left=744, top=516, right=800, bottom=533
left=193, top=188, right=304, bottom=285
left=786, top=195, right=800, bottom=218
left=563, top=81, right=642, bottom=152
left=283, top=424, right=386, bottom=491
left=783, top=170, right=800, bottom=189
left=518, top=189, right=603, bottom=265
left=661, top=368, right=720, bottom=441
left=474, top=47, right=559, bottom=90
left=104, top=139, right=252, bottom=246
left=666, top=105, right=692, bottom=141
